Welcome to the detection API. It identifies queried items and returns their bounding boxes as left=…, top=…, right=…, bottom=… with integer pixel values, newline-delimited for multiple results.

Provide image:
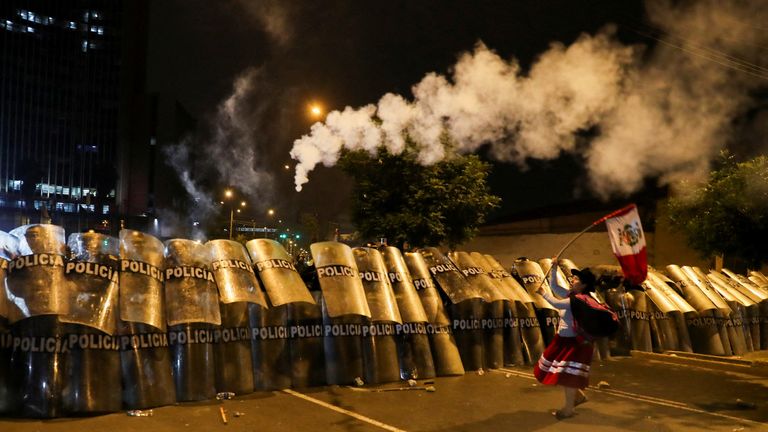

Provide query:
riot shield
left=354, top=247, right=401, bottom=384
left=6, top=224, right=67, bottom=321
left=483, top=254, right=541, bottom=364
left=310, top=242, right=370, bottom=317
left=665, top=265, right=726, bottom=355
left=449, top=251, right=506, bottom=370
left=748, top=271, right=768, bottom=286
left=705, top=271, right=754, bottom=354
left=722, top=268, right=768, bottom=350
left=207, top=240, right=262, bottom=395
left=310, top=242, right=367, bottom=385
left=482, top=254, right=534, bottom=305
left=0, top=231, right=15, bottom=415
left=471, top=253, right=524, bottom=367
left=710, top=271, right=765, bottom=350
left=512, top=258, right=559, bottom=346
left=6, top=225, right=67, bottom=418
left=419, top=247, right=484, bottom=371
left=209, top=239, right=267, bottom=307
left=681, top=266, right=737, bottom=355
left=249, top=301, right=291, bottom=391
left=644, top=273, right=692, bottom=352
left=247, top=239, right=319, bottom=389
left=61, top=232, right=121, bottom=414
left=288, top=291, right=326, bottom=388
left=164, top=239, right=219, bottom=402
left=246, top=239, right=315, bottom=306
left=381, top=246, right=435, bottom=380
left=119, top=229, right=166, bottom=331
left=404, top=252, right=464, bottom=376
left=118, top=230, right=175, bottom=409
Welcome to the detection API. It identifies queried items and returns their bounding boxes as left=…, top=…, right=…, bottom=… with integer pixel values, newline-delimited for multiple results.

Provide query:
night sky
left=144, top=0, right=765, bottom=232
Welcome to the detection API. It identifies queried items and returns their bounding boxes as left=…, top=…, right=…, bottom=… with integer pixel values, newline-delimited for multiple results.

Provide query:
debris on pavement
left=126, top=410, right=154, bottom=417
left=216, top=392, right=235, bottom=401
left=219, top=406, right=228, bottom=425
left=735, top=399, right=756, bottom=410
left=597, top=381, right=611, bottom=389
left=354, top=377, right=365, bottom=386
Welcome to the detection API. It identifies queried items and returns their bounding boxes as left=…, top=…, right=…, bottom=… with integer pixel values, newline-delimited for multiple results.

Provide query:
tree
left=338, top=146, right=501, bottom=250
left=666, top=153, right=768, bottom=269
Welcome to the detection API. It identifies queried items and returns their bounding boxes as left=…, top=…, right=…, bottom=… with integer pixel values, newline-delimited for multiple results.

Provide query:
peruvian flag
left=604, top=204, right=647, bottom=285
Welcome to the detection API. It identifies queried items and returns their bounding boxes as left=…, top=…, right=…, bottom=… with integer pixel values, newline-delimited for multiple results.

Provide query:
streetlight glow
left=240, top=201, right=246, bottom=207
left=224, top=189, right=233, bottom=198
left=309, top=103, right=324, bottom=119
left=268, top=209, right=275, bottom=216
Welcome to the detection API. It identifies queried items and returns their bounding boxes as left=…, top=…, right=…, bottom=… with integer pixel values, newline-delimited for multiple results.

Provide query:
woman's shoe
left=553, top=410, right=575, bottom=420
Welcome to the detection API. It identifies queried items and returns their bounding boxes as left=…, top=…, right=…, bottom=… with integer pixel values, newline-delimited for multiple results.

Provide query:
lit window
left=26, top=26, right=34, bottom=33
left=93, top=12, right=100, bottom=19
left=82, top=40, right=88, bottom=52
left=19, top=10, right=28, bottom=20
left=97, top=26, right=103, bottom=35
left=102, top=205, right=109, bottom=214
left=68, top=21, right=76, bottom=29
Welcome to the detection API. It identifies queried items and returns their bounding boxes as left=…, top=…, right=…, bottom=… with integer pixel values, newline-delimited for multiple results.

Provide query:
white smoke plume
left=234, top=0, right=294, bottom=47
left=164, top=68, right=274, bottom=222
left=290, top=0, right=768, bottom=197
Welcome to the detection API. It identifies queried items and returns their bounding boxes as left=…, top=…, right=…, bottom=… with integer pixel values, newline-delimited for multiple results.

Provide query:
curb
left=630, top=350, right=768, bottom=377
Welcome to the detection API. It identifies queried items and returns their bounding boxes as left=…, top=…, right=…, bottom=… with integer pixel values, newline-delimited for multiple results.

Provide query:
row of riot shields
left=2, top=224, right=768, bottom=418
left=587, top=263, right=768, bottom=358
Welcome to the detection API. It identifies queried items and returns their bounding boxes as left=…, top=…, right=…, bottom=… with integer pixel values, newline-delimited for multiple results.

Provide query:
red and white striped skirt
left=534, top=334, right=593, bottom=389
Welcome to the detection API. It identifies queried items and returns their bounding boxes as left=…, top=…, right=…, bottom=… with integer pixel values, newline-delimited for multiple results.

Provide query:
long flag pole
left=538, top=204, right=637, bottom=290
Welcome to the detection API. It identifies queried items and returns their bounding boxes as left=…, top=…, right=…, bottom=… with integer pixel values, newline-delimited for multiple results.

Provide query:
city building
left=0, top=0, right=149, bottom=233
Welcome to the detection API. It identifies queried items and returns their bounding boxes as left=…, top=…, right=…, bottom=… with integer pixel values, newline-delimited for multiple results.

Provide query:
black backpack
left=570, top=293, right=620, bottom=339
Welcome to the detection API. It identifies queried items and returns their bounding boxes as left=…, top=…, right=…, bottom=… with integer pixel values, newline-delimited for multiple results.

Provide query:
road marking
left=283, top=389, right=408, bottom=432
left=497, top=367, right=766, bottom=427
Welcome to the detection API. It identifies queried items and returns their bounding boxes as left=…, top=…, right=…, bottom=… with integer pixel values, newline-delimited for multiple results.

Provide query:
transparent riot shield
left=380, top=246, right=435, bottom=380
left=0, top=231, right=15, bottom=415
left=118, top=229, right=175, bottom=409
left=246, top=239, right=314, bottom=306
left=666, top=265, right=726, bottom=355
left=404, top=251, right=464, bottom=376
left=249, top=239, right=323, bottom=389
left=711, top=270, right=766, bottom=350
left=310, top=242, right=370, bottom=318
left=483, top=254, right=541, bottom=364
left=647, top=271, right=694, bottom=353
left=722, top=268, right=768, bottom=350
left=704, top=270, right=755, bottom=354
left=449, top=251, right=506, bottom=370
left=288, top=290, right=326, bottom=388
left=7, top=224, right=67, bottom=418
left=471, top=253, right=523, bottom=366
left=119, top=229, right=166, bottom=331
left=310, top=242, right=368, bottom=385
left=208, top=239, right=264, bottom=395
left=420, top=247, right=484, bottom=371
left=680, top=266, right=736, bottom=355
left=643, top=278, right=682, bottom=352
left=61, top=232, right=121, bottom=415
left=512, top=258, right=559, bottom=347
left=164, top=239, right=219, bottom=402
left=354, top=247, right=401, bottom=384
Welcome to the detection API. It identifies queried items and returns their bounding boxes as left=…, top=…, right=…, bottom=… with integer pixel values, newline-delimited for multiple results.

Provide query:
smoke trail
left=163, top=68, right=274, bottom=224
left=234, top=0, right=294, bottom=47
left=290, top=0, right=768, bottom=197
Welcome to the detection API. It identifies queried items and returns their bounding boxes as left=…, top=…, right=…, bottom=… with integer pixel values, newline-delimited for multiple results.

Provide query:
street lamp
left=223, top=189, right=245, bottom=240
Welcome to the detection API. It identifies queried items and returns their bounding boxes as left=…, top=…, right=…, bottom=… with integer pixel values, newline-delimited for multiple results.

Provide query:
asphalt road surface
left=1, top=354, right=767, bottom=431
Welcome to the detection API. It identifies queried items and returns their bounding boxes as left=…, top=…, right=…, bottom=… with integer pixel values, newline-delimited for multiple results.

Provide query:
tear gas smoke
left=163, top=68, right=274, bottom=232
left=290, top=0, right=768, bottom=197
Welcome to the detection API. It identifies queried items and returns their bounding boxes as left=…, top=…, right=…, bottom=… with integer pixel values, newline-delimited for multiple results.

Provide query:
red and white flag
left=604, top=204, right=647, bottom=285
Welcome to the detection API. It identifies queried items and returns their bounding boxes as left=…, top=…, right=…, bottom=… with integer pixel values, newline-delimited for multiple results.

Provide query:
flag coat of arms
left=605, top=204, right=647, bottom=285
